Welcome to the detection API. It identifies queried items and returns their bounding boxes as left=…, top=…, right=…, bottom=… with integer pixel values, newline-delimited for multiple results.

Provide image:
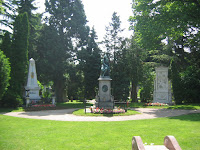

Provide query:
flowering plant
left=32, top=104, right=56, bottom=107
left=90, top=107, right=125, bottom=114
left=144, top=102, right=168, bottom=106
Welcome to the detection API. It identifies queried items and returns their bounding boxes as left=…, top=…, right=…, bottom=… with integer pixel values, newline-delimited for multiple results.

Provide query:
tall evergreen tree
left=1, top=31, right=12, bottom=58
left=127, top=36, right=143, bottom=102
left=78, top=27, right=101, bottom=99
left=13, top=0, right=42, bottom=59
left=42, top=0, right=87, bottom=102
left=3, top=12, right=29, bottom=107
left=0, top=50, right=11, bottom=103
left=103, top=12, right=129, bottom=101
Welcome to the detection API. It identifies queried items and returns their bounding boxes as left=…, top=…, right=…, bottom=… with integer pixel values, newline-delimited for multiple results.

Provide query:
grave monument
left=95, top=54, right=114, bottom=109
left=153, top=66, right=172, bottom=104
left=25, top=58, right=41, bottom=102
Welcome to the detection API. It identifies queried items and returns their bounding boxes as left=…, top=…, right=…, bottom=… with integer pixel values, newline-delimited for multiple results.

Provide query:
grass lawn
left=1, top=103, right=200, bottom=113
left=127, top=103, right=200, bottom=110
left=0, top=100, right=92, bottom=113
left=73, top=109, right=140, bottom=116
left=0, top=113, right=200, bottom=150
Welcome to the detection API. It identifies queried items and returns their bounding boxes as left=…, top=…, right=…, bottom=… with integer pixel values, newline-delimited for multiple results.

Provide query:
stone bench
left=132, top=136, right=182, bottom=150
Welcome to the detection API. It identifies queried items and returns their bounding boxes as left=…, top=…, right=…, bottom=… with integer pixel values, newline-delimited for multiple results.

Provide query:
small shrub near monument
left=144, top=102, right=168, bottom=106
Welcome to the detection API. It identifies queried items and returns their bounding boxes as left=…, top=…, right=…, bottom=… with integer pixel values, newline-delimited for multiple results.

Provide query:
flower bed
left=32, top=104, right=56, bottom=108
left=25, top=104, right=56, bottom=111
left=90, top=107, right=125, bottom=114
left=144, top=102, right=168, bottom=106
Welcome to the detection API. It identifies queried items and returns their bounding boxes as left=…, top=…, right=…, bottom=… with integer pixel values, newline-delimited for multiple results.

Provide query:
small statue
left=101, top=53, right=110, bottom=77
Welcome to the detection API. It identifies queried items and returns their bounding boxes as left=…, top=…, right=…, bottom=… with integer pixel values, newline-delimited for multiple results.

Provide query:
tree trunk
left=131, top=81, right=138, bottom=103
left=55, top=79, right=65, bottom=103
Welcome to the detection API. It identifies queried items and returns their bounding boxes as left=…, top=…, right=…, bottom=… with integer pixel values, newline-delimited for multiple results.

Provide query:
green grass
left=73, top=109, right=140, bottom=116
left=127, top=103, right=200, bottom=110
left=0, top=113, right=200, bottom=150
left=0, top=107, right=24, bottom=113
left=0, top=102, right=199, bottom=113
left=56, top=100, right=92, bottom=108
left=0, top=101, right=92, bottom=113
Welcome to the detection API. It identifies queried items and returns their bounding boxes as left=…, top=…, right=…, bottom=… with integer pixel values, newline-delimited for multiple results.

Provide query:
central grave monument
left=95, top=54, right=114, bottom=109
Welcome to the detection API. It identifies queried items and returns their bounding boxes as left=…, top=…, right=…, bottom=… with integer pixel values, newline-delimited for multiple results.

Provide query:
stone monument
left=153, top=66, right=172, bottom=104
left=95, top=54, right=114, bottom=109
left=25, top=58, right=41, bottom=102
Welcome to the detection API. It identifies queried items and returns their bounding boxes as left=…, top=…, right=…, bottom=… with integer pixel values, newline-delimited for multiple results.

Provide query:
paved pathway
left=2, top=108, right=200, bottom=122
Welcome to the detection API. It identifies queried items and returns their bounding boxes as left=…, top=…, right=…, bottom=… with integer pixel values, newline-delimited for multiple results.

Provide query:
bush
left=1, top=90, right=23, bottom=108
left=0, top=50, right=11, bottom=101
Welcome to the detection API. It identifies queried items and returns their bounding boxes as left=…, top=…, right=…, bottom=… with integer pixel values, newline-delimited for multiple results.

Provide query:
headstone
left=153, top=66, right=172, bottom=104
left=95, top=54, right=114, bottom=109
left=25, top=58, right=41, bottom=102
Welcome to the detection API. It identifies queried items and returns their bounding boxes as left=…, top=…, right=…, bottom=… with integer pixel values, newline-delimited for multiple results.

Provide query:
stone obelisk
left=25, top=58, right=41, bottom=102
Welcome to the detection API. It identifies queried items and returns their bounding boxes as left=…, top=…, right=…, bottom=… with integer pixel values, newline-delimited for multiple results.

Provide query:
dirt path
left=2, top=108, right=200, bottom=122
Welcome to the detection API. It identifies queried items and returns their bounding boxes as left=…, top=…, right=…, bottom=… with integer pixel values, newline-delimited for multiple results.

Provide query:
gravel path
left=2, top=108, right=200, bottom=122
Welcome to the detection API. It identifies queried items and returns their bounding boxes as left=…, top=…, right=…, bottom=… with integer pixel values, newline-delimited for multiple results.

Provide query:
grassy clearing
left=0, top=113, right=200, bottom=150
left=73, top=109, right=140, bottom=116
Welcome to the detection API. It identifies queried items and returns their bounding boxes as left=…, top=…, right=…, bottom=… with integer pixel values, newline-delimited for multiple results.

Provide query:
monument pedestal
left=95, top=77, right=114, bottom=109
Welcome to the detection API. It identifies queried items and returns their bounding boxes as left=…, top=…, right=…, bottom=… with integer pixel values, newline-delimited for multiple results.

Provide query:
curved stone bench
left=132, top=136, right=182, bottom=150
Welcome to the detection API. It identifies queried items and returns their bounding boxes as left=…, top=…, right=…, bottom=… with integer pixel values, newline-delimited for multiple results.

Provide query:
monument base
left=153, top=92, right=172, bottom=104
left=95, top=101, right=114, bottom=109
left=25, top=86, right=41, bottom=102
left=96, top=76, right=114, bottom=109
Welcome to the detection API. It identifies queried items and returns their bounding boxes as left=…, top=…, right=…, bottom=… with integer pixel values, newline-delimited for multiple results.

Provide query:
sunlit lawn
left=127, top=103, right=200, bottom=110
left=0, top=113, right=200, bottom=150
left=0, top=102, right=199, bottom=113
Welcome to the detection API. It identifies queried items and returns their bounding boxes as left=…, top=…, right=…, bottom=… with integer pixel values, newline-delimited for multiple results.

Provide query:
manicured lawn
left=73, top=109, right=140, bottom=116
left=0, top=101, right=92, bottom=112
left=0, top=102, right=199, bottom=113
left=127, top=103, right=200, bottom=110
left=0, top=113, right=200, bottom=150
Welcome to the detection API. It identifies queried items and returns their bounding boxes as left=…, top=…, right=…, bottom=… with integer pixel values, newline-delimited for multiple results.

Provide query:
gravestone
left=95, top=54, right=114, bottom=109
left=153, top=66, right=172, bottom=104
left=25, top=58, right=41, bottom=102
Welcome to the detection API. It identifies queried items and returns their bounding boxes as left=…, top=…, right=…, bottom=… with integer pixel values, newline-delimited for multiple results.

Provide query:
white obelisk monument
left=25, top=58, right=41, bottom=102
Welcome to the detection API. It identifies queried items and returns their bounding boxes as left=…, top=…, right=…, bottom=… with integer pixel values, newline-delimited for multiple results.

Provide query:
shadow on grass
left=167, top=105, right=200, bottom=110
left=103, top=113, right=114, bottom=117
left=0, top=107, right=23, bottom=113
left=167, top=113, right=200, bottom=122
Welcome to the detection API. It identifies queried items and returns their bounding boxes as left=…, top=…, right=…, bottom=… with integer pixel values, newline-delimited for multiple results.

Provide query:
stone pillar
left=25, top=58, right=41, bottom=102
left=153, top=66, right=172, bottom=104
left=26, top=96, right=30, bottom=107
left=52, top=96, right=56, bottom=105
